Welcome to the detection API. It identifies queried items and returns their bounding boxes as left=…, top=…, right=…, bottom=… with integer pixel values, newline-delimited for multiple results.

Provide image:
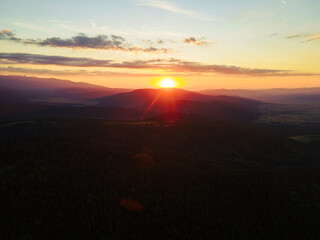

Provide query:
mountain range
left=94, top=88, right=259, bottom=120
left=1, top=74, right=319, bottom=121
left=0, top=75, right=130, bottom=102
left=201, top=88, right=320, bottom=104
left=0, top=75, right=260, bottom=121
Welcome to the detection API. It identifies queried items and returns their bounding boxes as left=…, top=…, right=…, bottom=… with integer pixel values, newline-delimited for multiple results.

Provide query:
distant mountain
left=201, top=88, right=320, bottom=104
left=95, top=88, right=260, bottom=121
left=0, top=75, right=261, bottom=121
left=0, top=75, right=130, bottom=102
left=0, top=75, right=100, bottom=91
left=52, top=87, right=131, bottom=101
left=0, top=86, right=26, bottom=103
left=95, top=88, right=257, bottom=107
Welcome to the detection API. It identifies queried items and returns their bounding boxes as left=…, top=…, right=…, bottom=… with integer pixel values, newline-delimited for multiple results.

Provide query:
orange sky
left=0, top=0, right=319, bottom=90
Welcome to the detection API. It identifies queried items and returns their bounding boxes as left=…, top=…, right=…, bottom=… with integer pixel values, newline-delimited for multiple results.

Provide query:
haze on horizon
left=0, top=0, right=319, bottom=90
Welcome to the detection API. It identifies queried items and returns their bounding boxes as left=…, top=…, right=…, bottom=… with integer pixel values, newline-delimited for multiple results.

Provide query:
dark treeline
left=1, top=119, right=320, bottom=239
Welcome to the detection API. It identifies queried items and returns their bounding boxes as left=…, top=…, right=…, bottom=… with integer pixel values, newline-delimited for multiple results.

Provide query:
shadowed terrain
left=1, top=119, right=320, bottom=239
left=0, top=76, right=261, bottom=122
left=202, top=88, right=320, bottom=104
left=1, top=75, right=320, bottom=239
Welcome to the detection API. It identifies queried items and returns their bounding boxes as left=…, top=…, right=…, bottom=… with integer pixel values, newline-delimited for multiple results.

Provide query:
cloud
left=0, top=29, right=14, bottom=37
left=0, top=66, right=201, bottom=77
left=0, top=52, right=310, bottom=76
left=146, top=59, right=291, bottom=75
left=33, top=34, right=170, bottom=53
left=0, top=66, right=87, bottom=76
left=0, top=30, right=170, bottom=54
left=287, top=34, right=320, bottom=42
left=183, top=37, right=212, bottom=46
left=287, top=34, right=304, bottom=39
left=0, top=29, right=20, bottom=42
left=34, top=34, right=124, bottom=49
left=10, top=21, right=58, bottom=34
left=0, top=66, right=137, bottom=76
left=137, top=0, right=220, bottom=22
left=281, top=0, right=287, bottom=4
left=0, top=53, right=114, bottom=67
left=307, top=35, right=320, bottom=42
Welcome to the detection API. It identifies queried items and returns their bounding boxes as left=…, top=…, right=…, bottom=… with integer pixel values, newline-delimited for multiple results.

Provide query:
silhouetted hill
left=0, top=75, right=106, bottom=90
left=95, top=88, right=208, bottom=108
left=0, top=75, right=130, bottom=102
left=53, top=87, right=129, bottom=100
left=0, top=86, right=26, bottom=103
left=0, top=75, right=101, bottom=91
left=95, top=88, right=260, bottom=121
left=0, top=75, right=261, bottom=121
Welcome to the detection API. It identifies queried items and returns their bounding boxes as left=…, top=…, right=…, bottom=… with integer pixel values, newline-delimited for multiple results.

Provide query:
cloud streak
left=287, top=34, right=320, bottom=42
left=0, top=30, right=170, bottom=54
left=0, top=66, right=152, bottom=77
left=183, top=37, right=211, bottom=46
left=0, top=53, right=113, bottom=67
left=0, top=52, right=311, bottom=76
left=137, top=0, right=219, bottom=22
left=0, top=66, right=201, bottom=77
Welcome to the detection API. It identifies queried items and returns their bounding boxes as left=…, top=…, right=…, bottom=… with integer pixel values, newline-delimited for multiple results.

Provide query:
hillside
left=0, top=75, right=130, bottom=102
left=201, top=87, right=320, bottom=104
left=95, top=88, right=260, bottom=121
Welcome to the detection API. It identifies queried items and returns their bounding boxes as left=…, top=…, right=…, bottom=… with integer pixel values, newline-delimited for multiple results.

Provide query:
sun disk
left=155, top=77, right=180, bottom=88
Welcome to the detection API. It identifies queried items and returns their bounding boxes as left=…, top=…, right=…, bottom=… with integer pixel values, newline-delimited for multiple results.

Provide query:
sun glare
left=155, top=77, right=180, bottom=88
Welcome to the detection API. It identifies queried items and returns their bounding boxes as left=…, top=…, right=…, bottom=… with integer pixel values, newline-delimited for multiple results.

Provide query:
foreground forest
left=1, top=119, right=320, bottom=239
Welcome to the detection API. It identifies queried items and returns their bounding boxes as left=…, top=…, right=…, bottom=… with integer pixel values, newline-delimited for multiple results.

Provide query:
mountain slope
left=95, top=88, right=260, bottom=121
left=0, top=86, right=26, bottom=103
left=201, top=88, right=320, bottom=104
left=0, top=75, right=102, bottom=91
left=0, top=75, right=130, bottom=102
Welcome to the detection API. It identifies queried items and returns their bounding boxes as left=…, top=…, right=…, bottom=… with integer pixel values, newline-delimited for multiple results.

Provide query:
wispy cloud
left=183, top=37, right=212, bottom=46
left=287, top=34, right=302, bottom=39
left=307, top=35, right=320, bottom=42
left=287, top=34, right=320, bottom=42
left=0, top=52, right=312, bottom=76
left=0, top=66, right=199, bottom=77
left=90, top=22, right=109, bottom=31
left=137, top=0, right=220, bottom=22
left=0, top=53, right=113, bottom=67
left=10, top=21, right=58, bottom=34
left=0, top=66, right=87, bottom=76
left=0, top=30, right=170, bottom=54
left=0, top=66, right=151, bottom=77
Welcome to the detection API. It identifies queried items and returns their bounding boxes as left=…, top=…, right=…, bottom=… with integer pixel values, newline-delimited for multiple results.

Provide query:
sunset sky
left=0, top=0, right=319, bottom=90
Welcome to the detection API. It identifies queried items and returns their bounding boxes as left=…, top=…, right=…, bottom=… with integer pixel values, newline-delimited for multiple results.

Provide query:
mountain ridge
left=0, top=75, right=130, bottom=102
left=94, top=88, right=260, bottom=121
left=201, top=87, right=320, bottom=104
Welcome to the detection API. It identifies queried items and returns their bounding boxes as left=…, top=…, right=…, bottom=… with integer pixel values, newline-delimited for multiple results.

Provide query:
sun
left=154, top=77, right=181, bottom=88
